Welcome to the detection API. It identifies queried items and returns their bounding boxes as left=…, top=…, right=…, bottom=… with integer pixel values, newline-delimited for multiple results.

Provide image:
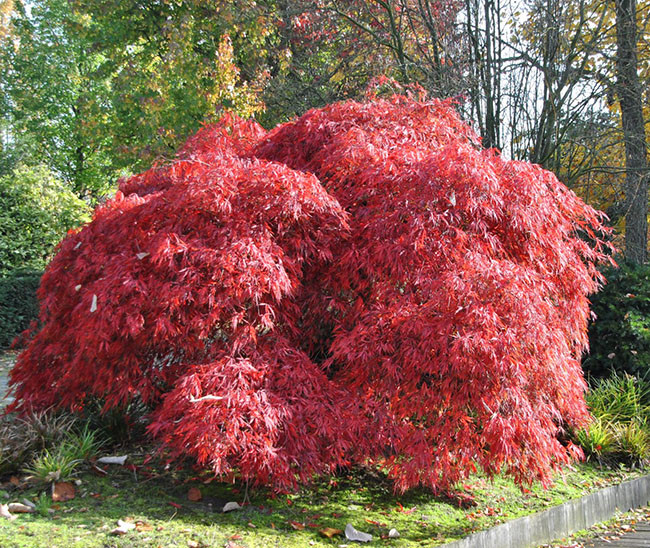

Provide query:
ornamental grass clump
left=9, top=93, right=612, bottom=494
left=575, top=374, right=650, bottom=465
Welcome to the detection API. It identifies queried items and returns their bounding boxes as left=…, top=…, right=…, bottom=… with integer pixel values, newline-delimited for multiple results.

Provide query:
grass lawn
left=0, top=454, right=642, bottom=548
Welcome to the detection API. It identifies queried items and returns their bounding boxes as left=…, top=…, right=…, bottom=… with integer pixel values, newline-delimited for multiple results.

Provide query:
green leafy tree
left=0, top=164, right=91, bottom=275
left=70, top=0, right=267, bottom=171
left=1, top=0, right=116, bottom=198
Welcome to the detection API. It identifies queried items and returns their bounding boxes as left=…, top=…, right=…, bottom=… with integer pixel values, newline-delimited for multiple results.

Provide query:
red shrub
left=255, top=94, right=614, bottom=491
left=9, top=94, right=612, bottom=493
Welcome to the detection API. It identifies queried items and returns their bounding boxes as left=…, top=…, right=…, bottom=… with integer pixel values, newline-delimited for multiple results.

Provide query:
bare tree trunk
left=463, top=0, right=503, bottom=150
left=615, top=0, right=648, bottom=264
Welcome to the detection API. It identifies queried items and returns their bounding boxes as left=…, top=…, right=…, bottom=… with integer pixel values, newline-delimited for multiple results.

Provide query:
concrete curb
left=442, top=474, right=650, bottom=548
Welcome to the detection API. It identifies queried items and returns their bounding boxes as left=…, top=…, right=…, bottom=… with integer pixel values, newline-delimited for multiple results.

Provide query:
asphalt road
left=581, top=522, right=650, bottom=547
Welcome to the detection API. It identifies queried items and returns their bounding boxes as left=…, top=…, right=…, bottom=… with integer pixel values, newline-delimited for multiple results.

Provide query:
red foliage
left=9, top=95, right=613, bottom=493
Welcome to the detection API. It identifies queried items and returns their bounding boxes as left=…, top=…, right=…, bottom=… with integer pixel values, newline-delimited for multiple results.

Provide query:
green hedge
left=0, top=269, right=42, bottom=349
left=584, top=263, right=650, bottom=380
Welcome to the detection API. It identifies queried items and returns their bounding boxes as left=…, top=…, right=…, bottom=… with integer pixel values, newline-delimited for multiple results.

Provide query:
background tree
left=2, top=0, right=649, bottom=260
left=463, top=0, right=506, bottom=149
left=0, top=0, right=269, bottom=197
left=461, top=0, right=650, bottom=262
left=614, top=0, right=648, bottom=263
left=69, top=0, right=267, bottom=172
left=0, top=0, right=116, bottom=198
left=259, top=0, right=391, bottom=124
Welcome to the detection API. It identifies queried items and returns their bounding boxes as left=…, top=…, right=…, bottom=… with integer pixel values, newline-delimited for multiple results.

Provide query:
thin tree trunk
left=615, top=0, right=648, bottom=264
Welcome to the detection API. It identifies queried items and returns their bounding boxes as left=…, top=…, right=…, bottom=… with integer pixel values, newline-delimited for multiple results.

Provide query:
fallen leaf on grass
left=222, top=501, right=241, bottom=512
left=396, top=502, right=416, bottom=514
left=91, top=464, right=108, bottom=476
left=345, top=523, right=372, bottom=542
left=319, top=527, right=343, bottom=538
left=0, top=504, right=16, bottom=520
left=187, top=541, right=200, bottom=548
left=110, top=519, right=136, bottom=535
left=8, top=503, right=34, bottom=513
left=20, top=498, right=36, bottom=510
left=168, top=501, right=182, bottom=509
left=135, top=521, right=153, bottom=532
left=52, top=482, right=76, bottom=502
left=289, top=520, right=305, bottom=530
left=97, top=455, right=128, bottom=466
left=187, top=487, right=202, bottom=502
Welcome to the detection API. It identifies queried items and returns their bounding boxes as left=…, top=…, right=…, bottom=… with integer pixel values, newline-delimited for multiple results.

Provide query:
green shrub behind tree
left=0, top=164, right=91, bottom=276
left=0, top=268, right=42, bottom=348
left=584, top=262, right=650, bottom=379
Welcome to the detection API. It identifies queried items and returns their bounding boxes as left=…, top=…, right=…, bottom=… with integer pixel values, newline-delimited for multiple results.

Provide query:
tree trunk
left=615, top=0, right=648, bottom=264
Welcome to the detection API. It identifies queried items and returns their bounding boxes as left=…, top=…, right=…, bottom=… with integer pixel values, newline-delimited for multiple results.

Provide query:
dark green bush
left=0, top=269, right=42, bottom=348
left=584, top=263, right=650, bottom=379
left=80, top=397, right=150, bottom=447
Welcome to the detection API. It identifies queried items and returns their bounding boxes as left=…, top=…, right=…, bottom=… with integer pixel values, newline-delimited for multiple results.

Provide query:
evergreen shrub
left=0, top=269, right=41, bottom=348
left=584, top=263, right=650, bottom=379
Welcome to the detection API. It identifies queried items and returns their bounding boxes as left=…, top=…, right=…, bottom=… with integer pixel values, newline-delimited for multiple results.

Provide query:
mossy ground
left=0, top=455, right=642, bottom=548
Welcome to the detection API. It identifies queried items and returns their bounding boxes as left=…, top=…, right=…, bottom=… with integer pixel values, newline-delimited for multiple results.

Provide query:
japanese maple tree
left=8, top=93, right=612, bottom=493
